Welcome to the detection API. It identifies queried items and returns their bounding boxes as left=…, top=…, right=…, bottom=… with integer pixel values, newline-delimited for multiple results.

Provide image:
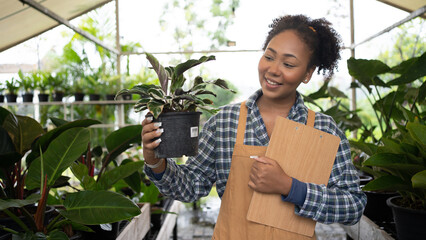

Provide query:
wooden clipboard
left=246, top=116, right=340, bottom=237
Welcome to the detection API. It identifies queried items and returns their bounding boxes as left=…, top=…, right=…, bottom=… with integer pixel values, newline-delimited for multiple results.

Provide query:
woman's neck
left=257, top=94, right=297, bottom=117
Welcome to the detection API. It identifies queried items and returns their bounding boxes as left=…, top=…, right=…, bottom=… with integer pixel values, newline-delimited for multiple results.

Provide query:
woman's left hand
left=248, top=156, right=293, bottom=195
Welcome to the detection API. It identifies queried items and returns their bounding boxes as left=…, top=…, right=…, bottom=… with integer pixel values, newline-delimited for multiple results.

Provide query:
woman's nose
left=267, top=62, right=281, bottom=76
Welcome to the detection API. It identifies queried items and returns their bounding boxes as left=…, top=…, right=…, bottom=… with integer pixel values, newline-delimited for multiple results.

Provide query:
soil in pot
left=387, top=196, right=426, bottom=240
left=154, top=112, right=201, bottom=158
left=363, top=189, right=397, bottom=224
left=22, top=93, right=34, bottom=103
left=5, top=94, right=17, bottom=103
left=38, top=93, right=49, bottom=102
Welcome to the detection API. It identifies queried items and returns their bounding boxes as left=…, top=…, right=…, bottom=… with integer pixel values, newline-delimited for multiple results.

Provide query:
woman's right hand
left=141, top=115, right=165, bottom=172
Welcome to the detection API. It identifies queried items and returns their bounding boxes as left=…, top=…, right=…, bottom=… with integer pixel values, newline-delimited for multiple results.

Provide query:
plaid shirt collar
left=245, top=89, right=310, bottom=124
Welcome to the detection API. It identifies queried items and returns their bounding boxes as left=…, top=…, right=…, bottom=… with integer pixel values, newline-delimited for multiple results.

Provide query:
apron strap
left=306, top=109, right=315, bottom=127
left=236, top=101, right=248, bottom=145
left=235, top=102, right=316, bottom=145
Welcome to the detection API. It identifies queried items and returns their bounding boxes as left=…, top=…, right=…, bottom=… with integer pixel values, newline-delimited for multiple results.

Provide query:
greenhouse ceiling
left=0, top=0, right=424, bottom=53
left=0, top=0, right=112, bottom=52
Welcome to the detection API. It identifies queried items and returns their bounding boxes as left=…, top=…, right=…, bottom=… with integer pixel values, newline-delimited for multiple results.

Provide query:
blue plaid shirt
left=145, top=89, right=367, bottom=225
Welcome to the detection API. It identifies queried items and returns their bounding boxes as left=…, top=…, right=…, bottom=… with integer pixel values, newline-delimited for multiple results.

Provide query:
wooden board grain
left=247, top=116, right=340, bottom=237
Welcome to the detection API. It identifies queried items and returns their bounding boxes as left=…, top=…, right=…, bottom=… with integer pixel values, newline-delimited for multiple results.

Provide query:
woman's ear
left=303, top=67, right=316, bottom=84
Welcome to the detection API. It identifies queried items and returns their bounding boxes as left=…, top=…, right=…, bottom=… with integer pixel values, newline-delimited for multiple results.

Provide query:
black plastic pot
left=5, top=94, right=17, bottom=103
left=22, top=93, right=34, bottom=103
left=74, top=92, right=85, bottom=102
left=105, top=94, right=115, bottom=101
left=363, top=189, right=397, bottom=224
left=387, top=196, right=426, bottom=240
left=154, top=112, right=201, bottom=158
left=0, top=95, right=4, bottom=103
left=52, top=92, right=64, bottom=102
left=38, top=93, right=49, bottom=102
left=89, top=94, right=101, bottom=101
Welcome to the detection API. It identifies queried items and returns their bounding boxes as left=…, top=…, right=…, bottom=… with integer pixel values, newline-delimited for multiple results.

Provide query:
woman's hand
left=141, top=115, right=165, bottom=172
left=248, top=156, right=293, bottom=195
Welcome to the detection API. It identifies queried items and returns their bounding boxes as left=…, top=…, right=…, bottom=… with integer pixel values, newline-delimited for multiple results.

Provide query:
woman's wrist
left=146, top=158, right=166, bottom=173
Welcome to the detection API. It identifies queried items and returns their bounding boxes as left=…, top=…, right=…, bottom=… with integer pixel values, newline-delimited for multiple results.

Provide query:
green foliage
left=116, top=53, right=236, bottom=118
left=348, top=52, right=426, bottom=210
left=5, top=77, right=20, bottom=95
left=17, top=70, right=35, bottom=93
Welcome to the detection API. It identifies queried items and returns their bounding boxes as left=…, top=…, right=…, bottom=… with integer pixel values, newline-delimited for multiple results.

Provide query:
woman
left=141, top=14, right=366, bottom=239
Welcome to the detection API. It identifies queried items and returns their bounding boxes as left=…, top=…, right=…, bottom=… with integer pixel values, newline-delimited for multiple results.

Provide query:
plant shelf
left=117, top=203, right=150, bottom=240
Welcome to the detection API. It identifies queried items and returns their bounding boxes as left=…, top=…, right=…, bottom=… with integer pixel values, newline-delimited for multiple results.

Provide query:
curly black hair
left=262, top=15, right=342, bottom=77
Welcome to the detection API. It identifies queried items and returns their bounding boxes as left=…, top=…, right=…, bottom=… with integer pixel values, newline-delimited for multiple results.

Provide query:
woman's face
left=258, top=30, right=314, bottom=103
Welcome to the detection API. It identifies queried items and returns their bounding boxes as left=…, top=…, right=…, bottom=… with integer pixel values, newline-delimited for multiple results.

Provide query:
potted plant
left=71, top=77, right=86, bottom=102
left=4, top=78, right=20, bottom=103
left=17, top=70, right=35, bottom=103
left=0, top=82, right=5, bottom=103
left=36, top=71, right=51, bottom=102
left=347, top=52, right=426, bottom=239
left=103, top=74, right=121, bottom=101
left=1, top=107, right=143, bottom=239
left=116, top=53, right=235, bottom=158
left=50, top=71, right=70, bottom=102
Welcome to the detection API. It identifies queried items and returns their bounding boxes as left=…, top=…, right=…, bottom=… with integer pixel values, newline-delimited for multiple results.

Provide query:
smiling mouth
left=265, top=78, right=282, bottom=86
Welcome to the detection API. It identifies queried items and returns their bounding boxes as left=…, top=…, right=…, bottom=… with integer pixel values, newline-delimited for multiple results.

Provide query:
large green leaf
left=60, top=190, right=141, bottom=225
left=412, top=170, right=426, bottom=189
left=1, top=112, right=44, bottom=156
left=362, top=175, right=408, bottom=192
left=98, top=161, right=144, bottom=190
left=363, top=153, right=425, bottom=172
left=70, top=163, right=99, bottom=191
left=347, top=58, right=390, bottom=92
left=104, top=125, right=142, bottom=165
left=388, top=52, right=426, bottom=85
left=406, top=122, right=426, bottom=147
left=122, top=159, right=142, bottom=194
left=0, top=194, right=41, bottom=211
left=26, top=128, right=90, bottom=190
left=26, top=119, right=100, bottom=165
left=349, top=140, right=377, bottom=156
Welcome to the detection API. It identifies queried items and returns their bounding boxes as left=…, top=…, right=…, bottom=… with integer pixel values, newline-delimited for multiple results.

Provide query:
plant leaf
left=146, top=53, right=169, bottom=94
left=60, top=190, right=141, bottom=225
left=363, top=153, right=425, bottom=172
left=70, top=163, right=99, bottom=191
left=362, top=175, right=408, bottom=192
left=26, top=128, right=90, bottom=190
left=388, top=52, right=426, bottom=85
left=412, top=170, right=426, bottom=189
left=406, top=122, right=426, bottom=147
left=0, top=194, right=41, bottom=211
left=99, top=161, right=144, bottom=190
left=104, top=125, right=142, bottom=166
left=26, top=119, right=100, bottom=165
left=347, top=58, right=390, bottom=92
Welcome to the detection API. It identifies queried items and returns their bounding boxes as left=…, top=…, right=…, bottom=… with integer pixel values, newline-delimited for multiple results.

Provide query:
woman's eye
left=283, top=63, right=294, bottom=68
left=264, top=55, right=273, bottom=61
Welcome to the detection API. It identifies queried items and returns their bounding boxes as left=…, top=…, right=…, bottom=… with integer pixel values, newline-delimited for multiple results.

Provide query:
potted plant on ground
left=4, top=78, right=20, bottom=103
left=348, top=52, right=426, bottom=239
left=116, top=53, right=235, bottom=158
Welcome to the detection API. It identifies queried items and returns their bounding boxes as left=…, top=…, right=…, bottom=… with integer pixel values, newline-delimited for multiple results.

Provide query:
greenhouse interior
left=0, top=0, right=425, bottom=239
